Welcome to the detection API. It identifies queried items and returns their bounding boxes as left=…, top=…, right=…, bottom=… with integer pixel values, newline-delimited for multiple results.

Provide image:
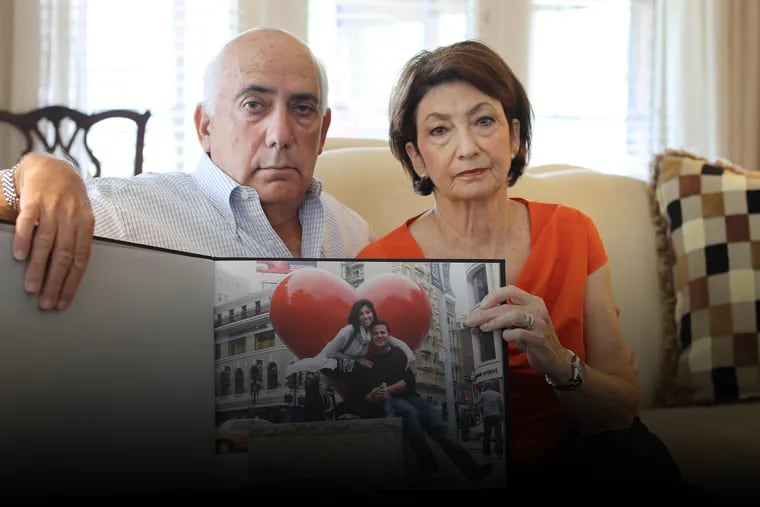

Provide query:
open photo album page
left=213, top=258, right=508, bottom=491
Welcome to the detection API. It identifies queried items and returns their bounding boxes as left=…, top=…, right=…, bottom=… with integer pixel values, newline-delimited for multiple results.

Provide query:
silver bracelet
left=1, top=164, right=21, bottom=212
left=544, top=348, right=585, bottom=391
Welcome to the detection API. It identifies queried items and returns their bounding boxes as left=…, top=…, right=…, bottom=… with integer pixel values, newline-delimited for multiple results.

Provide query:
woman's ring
left=522, top=312, right=535, bottom=331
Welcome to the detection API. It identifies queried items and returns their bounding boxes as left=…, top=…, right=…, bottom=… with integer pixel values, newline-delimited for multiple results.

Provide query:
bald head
left=202, top=27, right=328, bottom=115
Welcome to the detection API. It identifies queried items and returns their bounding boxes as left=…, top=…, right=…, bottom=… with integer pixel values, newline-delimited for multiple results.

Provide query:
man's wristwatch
left=545, top=348, right=585, bottom=391
left=1, top=164, right=20, bottom=212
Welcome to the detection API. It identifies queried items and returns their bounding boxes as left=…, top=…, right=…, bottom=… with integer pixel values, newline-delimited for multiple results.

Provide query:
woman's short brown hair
left=388, top=39, right=533, bottom=195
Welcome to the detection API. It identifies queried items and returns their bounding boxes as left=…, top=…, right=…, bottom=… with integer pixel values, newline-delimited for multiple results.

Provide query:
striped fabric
left=652, top=150, right=760, bottom=405
left=87, top=153, right=372, bottom=258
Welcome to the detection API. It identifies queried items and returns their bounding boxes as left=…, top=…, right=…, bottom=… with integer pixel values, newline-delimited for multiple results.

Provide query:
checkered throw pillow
left=651, top=150, right=760, bottom=406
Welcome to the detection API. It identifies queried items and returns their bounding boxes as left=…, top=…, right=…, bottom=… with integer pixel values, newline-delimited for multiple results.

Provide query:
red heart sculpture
left=270, top=267, right=432, bottom=359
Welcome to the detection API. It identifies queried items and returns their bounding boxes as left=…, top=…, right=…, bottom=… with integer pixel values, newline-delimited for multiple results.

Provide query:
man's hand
left=9, top=153, right=94, bottom=310
left=364, top=387, right=384, bottom=404
left=357, top=357, right=374, bottom=368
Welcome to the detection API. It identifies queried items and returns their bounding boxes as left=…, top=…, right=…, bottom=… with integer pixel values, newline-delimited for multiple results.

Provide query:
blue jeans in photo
left=390, top=394, right=481, bottom=479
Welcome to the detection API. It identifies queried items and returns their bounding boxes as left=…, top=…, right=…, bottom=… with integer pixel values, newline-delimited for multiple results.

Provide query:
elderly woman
left=357, top=40, right=693, bottom=497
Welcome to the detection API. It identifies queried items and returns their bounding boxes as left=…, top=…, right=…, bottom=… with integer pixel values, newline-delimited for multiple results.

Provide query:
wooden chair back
left=0, top=105, right=151, bottom=176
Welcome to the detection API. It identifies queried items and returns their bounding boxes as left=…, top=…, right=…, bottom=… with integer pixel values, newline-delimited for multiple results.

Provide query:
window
left=234, top=368, right=245, bottom=394
left=228, top=337, right=246, bottom=356
left=219, top=367, right=231, bottom=396
left=307, top=0, right=473, bottom=138
left=306, top=0, right=654, bottom=178
left=474, top=327, right=496, bottom=362
left=40, top=0, right=239, bottom=176
left=45, top=0, right=653, bottom=179
left=527, top=0, right=654, bottom=177
left=255, top=330, right=275, bottom=350
left=470, top=266, right=489, bottom=304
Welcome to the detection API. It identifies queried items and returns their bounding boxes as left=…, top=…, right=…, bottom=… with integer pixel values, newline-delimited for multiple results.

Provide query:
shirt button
left=240, top=189, right=251, bottom=199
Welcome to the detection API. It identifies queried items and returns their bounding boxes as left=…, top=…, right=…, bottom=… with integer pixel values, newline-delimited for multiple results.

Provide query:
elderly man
left=0, top=27, right=372, bottom=311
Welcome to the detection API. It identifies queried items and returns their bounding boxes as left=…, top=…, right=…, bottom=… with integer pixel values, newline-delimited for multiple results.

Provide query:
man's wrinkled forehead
left=221, top=31, right=320, bottom=98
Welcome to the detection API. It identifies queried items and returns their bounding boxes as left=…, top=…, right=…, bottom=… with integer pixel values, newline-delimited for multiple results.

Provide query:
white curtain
left=2, top=0, right=111, bottom=169
left=473, top=0, right=532, bottom=86
left=718, top=0, right=760, bottom=170
left=37, top=0, right=88, bottom=108
left=6, top=1, right=41, bottom=109
left=653, top=0, right=760, bottom=170
left=0, top=0, right=42, bottom=166
left=2, top=0, right=242, bottom=176
left=3, top=0, right=759, bottom=173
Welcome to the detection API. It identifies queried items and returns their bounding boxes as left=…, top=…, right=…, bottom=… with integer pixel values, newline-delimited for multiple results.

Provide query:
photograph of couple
left=212, top=259, right=506, bottom=490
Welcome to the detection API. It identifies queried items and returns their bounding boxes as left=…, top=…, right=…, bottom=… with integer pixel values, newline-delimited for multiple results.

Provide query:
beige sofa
left=315, top=144, right=760, bottom=500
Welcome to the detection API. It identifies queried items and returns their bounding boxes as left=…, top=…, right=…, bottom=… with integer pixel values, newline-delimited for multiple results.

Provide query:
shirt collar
left=191, top=153, right=239, bottom=225
left=190, top=152, right=326, bottom=252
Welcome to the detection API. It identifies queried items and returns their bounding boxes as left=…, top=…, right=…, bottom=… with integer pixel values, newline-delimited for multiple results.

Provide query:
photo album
left=0, top=221, right=507, bottom=495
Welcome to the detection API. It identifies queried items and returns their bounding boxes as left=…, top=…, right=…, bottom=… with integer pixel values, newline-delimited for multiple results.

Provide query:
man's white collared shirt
left=87, top=154, right=372, bottom=258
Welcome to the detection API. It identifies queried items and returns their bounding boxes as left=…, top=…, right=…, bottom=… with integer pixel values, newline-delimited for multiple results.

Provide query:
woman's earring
left=415, top=172, right=432, bottom=193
